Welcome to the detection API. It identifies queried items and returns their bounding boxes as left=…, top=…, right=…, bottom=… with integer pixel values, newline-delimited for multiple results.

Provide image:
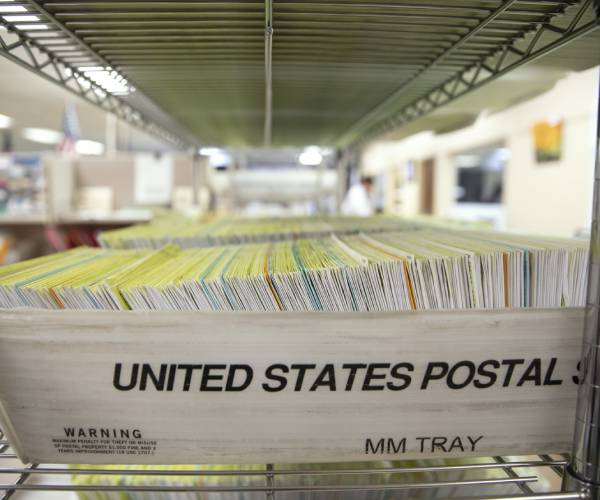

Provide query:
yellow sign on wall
left=532, top=119, right=562, bottom=163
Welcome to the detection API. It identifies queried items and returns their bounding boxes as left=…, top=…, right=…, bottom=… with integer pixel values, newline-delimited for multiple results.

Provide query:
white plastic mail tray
left=0, top=308, right=584, bottom=464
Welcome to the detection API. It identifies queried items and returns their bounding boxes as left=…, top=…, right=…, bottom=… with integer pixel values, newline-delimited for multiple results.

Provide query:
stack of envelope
left=0, top=229, right=588, bottom=312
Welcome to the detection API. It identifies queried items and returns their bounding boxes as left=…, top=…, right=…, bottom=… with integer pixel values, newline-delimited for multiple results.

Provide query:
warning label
left=52, top=427, right=156, bottom=456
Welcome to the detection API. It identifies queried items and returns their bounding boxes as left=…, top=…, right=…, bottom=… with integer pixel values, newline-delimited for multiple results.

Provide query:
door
left=421, top=158, right=435, bottom=214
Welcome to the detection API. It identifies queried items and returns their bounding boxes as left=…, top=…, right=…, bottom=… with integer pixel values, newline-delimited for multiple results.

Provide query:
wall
left=502, top=72, right=598, bottom=236
left=362, top=67, right=599, bottom=238
left=43, top=153, right=196, bottom=216
left=74, top=153, right=195, bottom=209
left=364, top=132, right=435, bottom=218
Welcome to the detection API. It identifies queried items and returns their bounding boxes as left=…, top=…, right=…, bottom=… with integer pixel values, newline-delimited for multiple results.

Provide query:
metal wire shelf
left=0, top=2, right=599, bottom=499
left=0, top=428, right=580, bottom=499
left=1, top=0, right=598, bottom=147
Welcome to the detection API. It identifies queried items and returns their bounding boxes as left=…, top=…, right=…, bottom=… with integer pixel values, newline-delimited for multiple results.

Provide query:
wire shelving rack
left=0, top=430, right=580, bottom=499
left=0, top=0, right=600, bottom=499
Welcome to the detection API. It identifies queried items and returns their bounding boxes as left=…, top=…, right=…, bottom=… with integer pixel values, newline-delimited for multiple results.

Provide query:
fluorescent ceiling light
left=22, top=127, right=63, bottom=144
left=3, top=14, right=38, bottom=21
left=79, top=66, right=104, bottom=72
left=198, top=147, right=233, bottom=168
left=208, top=152, right=231, bottom=168
left=0, top=113, right=13, bottom=129
left=299, top=146, right=323, bottom=166
left=27, top=31, right=59, bottom=37
left=40, top=39, right=69, bottom=45
left=76, top=139, right=104, bottom=156
left=77, top=66, right=134, bottom=95
left=199, top=147, right=224, bottom=156
left=0, top=6, right=27, bottom=13
left=15, top=23, right=48, bottom=30
left=76, top=77, right=91, bottom=90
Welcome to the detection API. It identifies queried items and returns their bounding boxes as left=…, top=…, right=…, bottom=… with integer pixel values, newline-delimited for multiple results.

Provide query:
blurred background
left=0, top=48, right=598, bottom=264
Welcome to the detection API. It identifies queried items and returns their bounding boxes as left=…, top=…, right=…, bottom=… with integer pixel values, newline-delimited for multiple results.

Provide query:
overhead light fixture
left=199, top=147, right=224, bottom=156
left=209, top=153, right=231, bottom=169
left=76, top=77, right=91, bottom=90
left=78, top=66, right=133, bottom=95
left=14, top=23, right=48, bottom=30
left=22, top=127, right=63, bottom=145
left=0, top=6, right=27, bottom=13
left=40, top=38, right=69, bottom=45
left=298, top=146, right=323, bottom=166
left=3, top=14, right=39, bottom=22
left=76, top=139, right=104, bottom=156
left=198, top=147, right=231, bottom=168
left=0, top=113, right=13, bottom=129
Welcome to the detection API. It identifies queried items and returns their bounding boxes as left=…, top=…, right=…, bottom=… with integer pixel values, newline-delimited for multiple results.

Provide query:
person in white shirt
left=341, top=176, right=374, bottom=216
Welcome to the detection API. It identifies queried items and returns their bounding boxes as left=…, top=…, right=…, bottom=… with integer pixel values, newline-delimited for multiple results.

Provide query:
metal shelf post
left=565, top=68, right=600, bottom=499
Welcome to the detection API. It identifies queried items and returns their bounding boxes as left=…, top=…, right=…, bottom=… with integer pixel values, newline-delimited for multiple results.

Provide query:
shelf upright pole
left=565, top=68, right=600, bottom=499
left=264, top=0, right=273, bottom=147
left=335, top=150, right=349, bottom=214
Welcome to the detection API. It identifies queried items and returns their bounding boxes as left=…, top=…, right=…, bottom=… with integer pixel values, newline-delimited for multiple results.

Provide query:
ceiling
left=1, top=0, right=599, bottom=149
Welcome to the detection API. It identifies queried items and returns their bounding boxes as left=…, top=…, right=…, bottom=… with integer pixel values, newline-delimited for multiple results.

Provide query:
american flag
left=57, top=103, right=80, bottom=154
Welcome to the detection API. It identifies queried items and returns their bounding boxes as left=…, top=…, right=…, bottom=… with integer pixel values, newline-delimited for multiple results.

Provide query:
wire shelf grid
left=0, top=428, right=579, bottom=500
